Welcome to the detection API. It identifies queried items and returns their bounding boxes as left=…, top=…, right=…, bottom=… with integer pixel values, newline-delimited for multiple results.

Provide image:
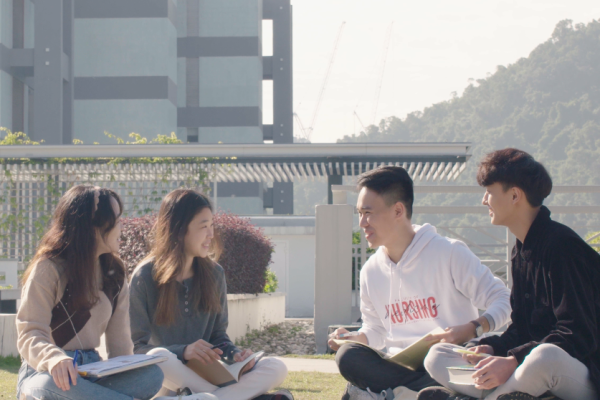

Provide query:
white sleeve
left=449, top=241, right=511, bottom=330
left=358, top=267, right=387, bottom=350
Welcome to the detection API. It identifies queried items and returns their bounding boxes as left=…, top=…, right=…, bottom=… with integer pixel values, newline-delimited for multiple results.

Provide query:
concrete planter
left=0, top=314, right=18, bottom=357
left=226, top=292, right=286, bottom=343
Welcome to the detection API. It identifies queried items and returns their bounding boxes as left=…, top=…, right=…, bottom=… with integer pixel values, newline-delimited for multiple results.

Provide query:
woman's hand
left=51, top=358, right=78, bottom=391
left=183, top=339, right=223, bottom=365
left=234, top=349, right=256, bottom=374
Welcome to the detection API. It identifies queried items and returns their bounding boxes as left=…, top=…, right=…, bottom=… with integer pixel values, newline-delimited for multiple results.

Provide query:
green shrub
left=264, top=269, right=279, bottom=293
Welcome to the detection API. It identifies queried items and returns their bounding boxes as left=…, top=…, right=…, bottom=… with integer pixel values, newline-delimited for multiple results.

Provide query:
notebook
left=332, top=327, right=445, bottom=371
left=186, top=351, right=265, bottom=387
left=77, top=354, right=168, bottom=378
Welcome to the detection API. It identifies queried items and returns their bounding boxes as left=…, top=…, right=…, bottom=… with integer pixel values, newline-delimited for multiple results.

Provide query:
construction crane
left=353, top=110, right=366, bottom=133
left=294, top=22, right=346, bottom=141
left=293, top=112, right=309, bottom=140
left=352, top=22, right=393, bottom=134
left=371, top=22, right=393, bottom=126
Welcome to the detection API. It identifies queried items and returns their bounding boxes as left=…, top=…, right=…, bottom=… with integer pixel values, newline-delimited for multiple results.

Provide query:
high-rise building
left=0, top=0, right=293, bottom=214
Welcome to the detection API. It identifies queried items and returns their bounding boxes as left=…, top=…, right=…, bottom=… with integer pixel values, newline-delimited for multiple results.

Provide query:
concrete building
left=0, top=0, right=293, bottom=214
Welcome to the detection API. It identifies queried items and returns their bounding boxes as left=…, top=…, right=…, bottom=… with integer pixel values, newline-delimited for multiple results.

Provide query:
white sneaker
left=347, top=383, right=393, bottom=400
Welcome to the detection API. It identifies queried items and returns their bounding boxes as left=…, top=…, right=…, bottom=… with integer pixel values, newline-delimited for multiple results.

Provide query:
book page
left=187, top=351, right=264, bottom=387
left=223, top=351, right=264, bottom=381
left=388, top=327, right=445, bottom=370
left=77, top=354, right=167, bottom=378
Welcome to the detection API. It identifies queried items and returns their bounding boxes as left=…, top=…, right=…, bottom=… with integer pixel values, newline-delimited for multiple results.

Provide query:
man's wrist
left=506, top=355, right=518, bottom=368
left=469, top=319, right=484, bottom=337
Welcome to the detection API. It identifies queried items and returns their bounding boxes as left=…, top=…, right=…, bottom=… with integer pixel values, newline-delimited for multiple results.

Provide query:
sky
left=263, top=0, right=600, bottom=143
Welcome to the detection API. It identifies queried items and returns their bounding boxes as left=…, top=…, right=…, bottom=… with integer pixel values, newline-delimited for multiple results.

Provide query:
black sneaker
left=252, top=389, right=294, bottom=400
left=497, top=393, right=558, bottom=400
left=417, top=386, right=476, bottom=400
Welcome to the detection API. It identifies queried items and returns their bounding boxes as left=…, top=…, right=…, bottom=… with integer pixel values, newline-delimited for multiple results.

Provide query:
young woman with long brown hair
left=16, top=185, right=164, bottom=400
left=129, top=189, right=292, bottom=400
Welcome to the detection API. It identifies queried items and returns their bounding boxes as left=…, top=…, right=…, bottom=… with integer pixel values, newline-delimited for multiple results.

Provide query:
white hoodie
left=359, top=224, right=511, bottom=354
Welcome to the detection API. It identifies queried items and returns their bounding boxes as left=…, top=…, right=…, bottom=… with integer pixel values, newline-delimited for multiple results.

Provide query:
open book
left=447, top=365, right=479, bottom=385
left=77, top=354, right=168, bottom=378
left=187, top=351, right=265, bottom=387
left=332, top=327, right=445, bottom=371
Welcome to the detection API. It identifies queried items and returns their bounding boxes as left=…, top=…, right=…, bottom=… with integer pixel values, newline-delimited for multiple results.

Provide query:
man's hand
left=234, top=349, right=256, bottom=374
left=426, top=323, right=477, bottom=345
left=183, top=339, right=223, bottom=364
left=463, top=345, right=494, bottom=365
left=327, top=328, right=368, bottom=351
left=472, top=356, right=518, bottom=390
left=51, top=359, right=78, bottom=391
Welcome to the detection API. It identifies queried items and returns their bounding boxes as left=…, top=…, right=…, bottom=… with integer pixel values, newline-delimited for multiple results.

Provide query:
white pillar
left=314, top=204, right=353, bottom=353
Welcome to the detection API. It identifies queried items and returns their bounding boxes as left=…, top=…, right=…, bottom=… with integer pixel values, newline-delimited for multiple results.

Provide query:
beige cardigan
left=16, top=258, right=133, bottom=372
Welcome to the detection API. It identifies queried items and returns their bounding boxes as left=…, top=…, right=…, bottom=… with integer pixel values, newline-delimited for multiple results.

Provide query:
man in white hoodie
left=328, top=166, right=511, bottom=397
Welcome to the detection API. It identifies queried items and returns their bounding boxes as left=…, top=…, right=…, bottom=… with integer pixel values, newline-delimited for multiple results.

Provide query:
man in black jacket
left=419, top=148, right=600, bottom=400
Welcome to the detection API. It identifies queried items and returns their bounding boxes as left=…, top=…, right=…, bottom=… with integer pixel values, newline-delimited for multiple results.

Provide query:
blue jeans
left=17, top=349, right=163, bottom=400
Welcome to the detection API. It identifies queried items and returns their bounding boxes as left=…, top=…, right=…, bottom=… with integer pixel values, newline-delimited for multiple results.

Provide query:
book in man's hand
left=187, top=351, right=265, bottom=387
left=447, top=365, right=479, bottom=385
left=332, top=327, right=445, bottom=371
left=77, top=354, right=168, bottom=378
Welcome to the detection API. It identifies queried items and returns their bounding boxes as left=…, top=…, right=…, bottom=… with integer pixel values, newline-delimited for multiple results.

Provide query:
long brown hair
left=22, top=185, right=126, bottom=311
left=147, top=189, right=222, bottom=326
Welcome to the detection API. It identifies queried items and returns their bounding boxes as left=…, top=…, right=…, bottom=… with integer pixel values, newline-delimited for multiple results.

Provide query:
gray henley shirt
left=129, top=261, right=241, bottom=364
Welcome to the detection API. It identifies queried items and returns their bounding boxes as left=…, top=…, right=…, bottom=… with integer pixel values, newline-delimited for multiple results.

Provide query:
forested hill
left=340, top=20, right=599, bottom=184
left=338, top=19, right=600, bottom=229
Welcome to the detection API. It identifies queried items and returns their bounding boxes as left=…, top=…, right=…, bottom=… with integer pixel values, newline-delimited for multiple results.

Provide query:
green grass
left=276, top=371, right=347, bottom=400
left=0, top=356, right=346, bottom=400
left=0, top=356, right=20, bottom=398
left=282, top=354, right=336, bottom=360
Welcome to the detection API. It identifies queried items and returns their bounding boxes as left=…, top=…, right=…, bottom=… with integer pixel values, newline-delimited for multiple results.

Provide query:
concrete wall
left=270, top=234, right=315, bottom=318
left=226, top=292, right=285, bottom=342
left=73, top=12, right=178, bottom=143
left=248, top=216, right=316, bottom=318
left=0, top=260, right=19, bottom=288
left=0, top=314, right=17, bottom=357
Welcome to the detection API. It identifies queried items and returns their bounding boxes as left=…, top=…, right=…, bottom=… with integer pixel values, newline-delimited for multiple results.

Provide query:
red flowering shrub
left=119, top=212, right=274, bottom=294
left=212, top=213, right=274, bottom=294
left=119, top=214, right=155, bottom=274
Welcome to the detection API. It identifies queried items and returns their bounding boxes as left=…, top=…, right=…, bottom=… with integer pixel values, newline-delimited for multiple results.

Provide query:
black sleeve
left=507, top=238, right=599, bottom=364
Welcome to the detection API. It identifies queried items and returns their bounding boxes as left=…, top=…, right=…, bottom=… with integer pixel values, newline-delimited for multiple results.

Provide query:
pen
left=210, top=342, right=229, bottom=350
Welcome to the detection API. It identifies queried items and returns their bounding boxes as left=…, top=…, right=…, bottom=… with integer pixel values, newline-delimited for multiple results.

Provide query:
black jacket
left=480, top=206, right=600, bottom=397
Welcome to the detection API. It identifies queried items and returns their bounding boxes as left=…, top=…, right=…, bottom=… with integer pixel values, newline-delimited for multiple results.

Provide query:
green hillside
left=338, top=19, right=600, bottom=231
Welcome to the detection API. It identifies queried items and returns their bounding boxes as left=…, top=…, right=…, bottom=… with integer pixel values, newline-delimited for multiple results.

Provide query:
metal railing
left=0, top=162, right=211, bottom=261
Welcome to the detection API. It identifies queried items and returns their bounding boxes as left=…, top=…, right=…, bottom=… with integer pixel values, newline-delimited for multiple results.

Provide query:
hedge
left=119, top=212, right=274, bottom=294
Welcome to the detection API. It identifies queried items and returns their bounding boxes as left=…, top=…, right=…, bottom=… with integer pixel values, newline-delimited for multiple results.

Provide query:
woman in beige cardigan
left=16, top=185, right=163, bottom=400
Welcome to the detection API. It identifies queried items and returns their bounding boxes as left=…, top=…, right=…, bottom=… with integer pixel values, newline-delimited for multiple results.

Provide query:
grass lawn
left=276, top=371, right=347, bottom=400
left=0, top=356, right=346, bottom=400
left=0, top=356, right=20, bottom=398
left=282, top=354, right=336, bottom=360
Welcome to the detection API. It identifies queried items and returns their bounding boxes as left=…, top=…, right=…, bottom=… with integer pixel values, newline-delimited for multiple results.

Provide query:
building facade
left=0, top=0, right=293, bottom=214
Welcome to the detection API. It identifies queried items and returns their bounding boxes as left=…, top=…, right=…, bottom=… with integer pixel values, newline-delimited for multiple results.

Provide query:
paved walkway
left=276, top=357, right=339, bottom=374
